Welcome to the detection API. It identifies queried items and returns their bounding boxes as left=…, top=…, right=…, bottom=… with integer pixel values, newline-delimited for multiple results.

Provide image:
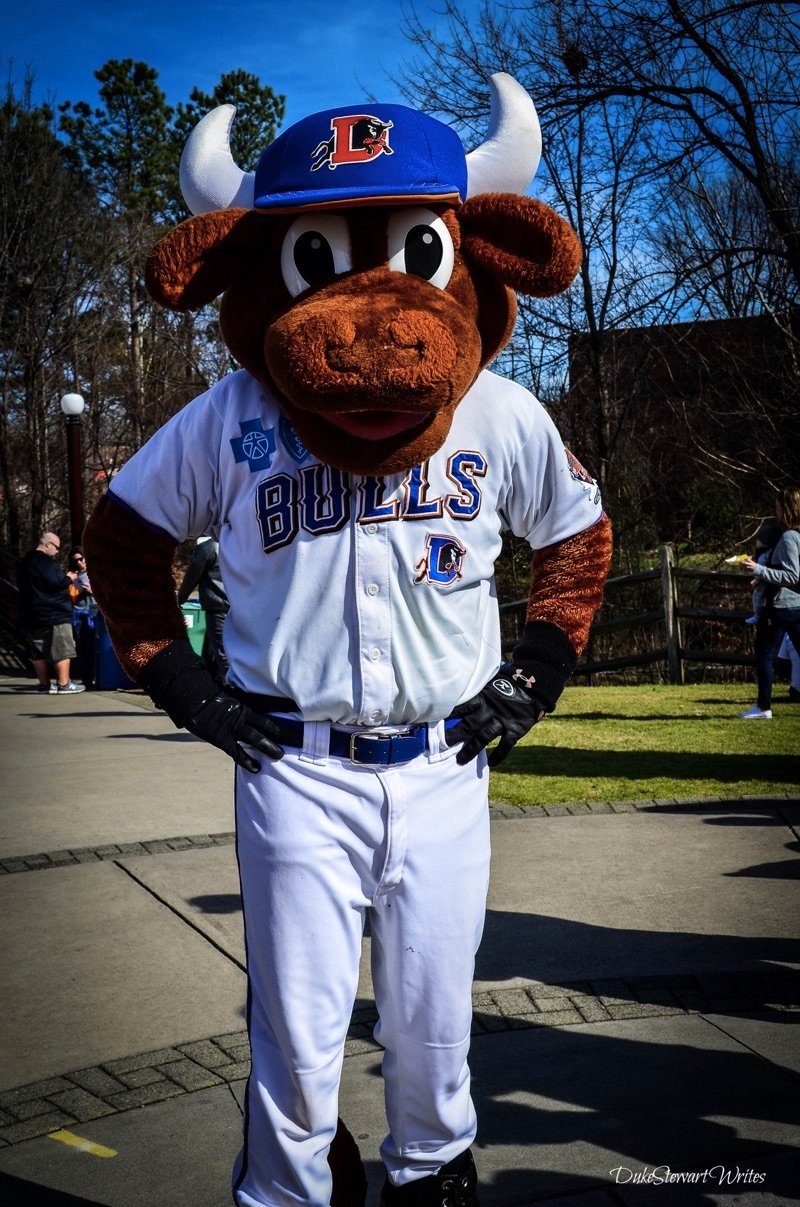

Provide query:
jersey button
left=366, top=523, right=378, bottom=534
left=368, top=647, right=381, bottom=661
left=366, top=583, right=379, bottom=596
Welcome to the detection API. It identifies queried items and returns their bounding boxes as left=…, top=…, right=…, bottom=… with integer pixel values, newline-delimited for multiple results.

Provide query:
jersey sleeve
left=109, top=387, right=225, bottom=541
left=755, top=530, right=800, bottom=587
left=501, top=403, right=603, bottom=548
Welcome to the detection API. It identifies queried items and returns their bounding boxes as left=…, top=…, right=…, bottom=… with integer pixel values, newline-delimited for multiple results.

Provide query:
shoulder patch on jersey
left=279, top=415, right=312, bottom=464
left=565, top=447, right=602, bottom=506
left=413, top=533, right=467, bottom=587
left=230, top=419, right=277, bottom=472
left=565, top=448, right=593, bottom=485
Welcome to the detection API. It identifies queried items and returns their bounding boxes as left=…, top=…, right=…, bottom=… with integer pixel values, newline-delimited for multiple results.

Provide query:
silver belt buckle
left=349, top=727, right=413, bottom=765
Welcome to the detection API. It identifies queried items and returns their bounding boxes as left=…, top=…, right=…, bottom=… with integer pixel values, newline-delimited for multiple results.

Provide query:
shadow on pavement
left=468, top=1019, right=800, bottom=1205
left=105, top=732, right=200, bottom=742
left=476, top=908, right=800, bottom=1013
left=725, top=840, right=800, bottom=879
left=15, top=711, right=163, bottom=721
left=0, top=1172, right=107, bottom=1205
left=188, top=893, right=242, bottom=914
left=502, top=745, right=800, bottom=787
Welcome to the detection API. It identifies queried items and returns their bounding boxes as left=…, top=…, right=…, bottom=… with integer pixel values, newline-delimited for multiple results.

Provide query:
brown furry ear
left=460, top=195, right=582, bottom=297
left=145, top=210, right=273, bottom=312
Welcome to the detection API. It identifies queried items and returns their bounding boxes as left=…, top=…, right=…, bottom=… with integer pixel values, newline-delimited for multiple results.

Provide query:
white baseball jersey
left=110, top=367, right=602, bottom=724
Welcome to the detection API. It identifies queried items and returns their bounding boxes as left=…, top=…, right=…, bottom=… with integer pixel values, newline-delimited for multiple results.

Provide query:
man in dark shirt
left=18, top=532, right=85, bottom=694
left=177, top=536, right=230, bottom=681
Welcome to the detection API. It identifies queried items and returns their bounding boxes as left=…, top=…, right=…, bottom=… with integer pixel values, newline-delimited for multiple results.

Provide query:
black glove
left=446, top=621, right=577, bottom=767
left=138, top=640, right=284, bottom=772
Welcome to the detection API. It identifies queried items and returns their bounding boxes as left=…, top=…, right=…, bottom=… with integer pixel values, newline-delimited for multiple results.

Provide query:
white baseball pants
left=232, top=719, right=490, bottom=1207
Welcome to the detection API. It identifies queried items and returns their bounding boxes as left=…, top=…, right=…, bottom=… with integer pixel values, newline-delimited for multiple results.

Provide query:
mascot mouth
left=322, top=409, right=434, bottom=442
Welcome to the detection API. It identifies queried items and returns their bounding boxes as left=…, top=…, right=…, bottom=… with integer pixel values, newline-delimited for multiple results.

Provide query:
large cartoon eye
left=280, top=214, right=352, bottom=297
left=387, top=208, right=454, bottom=290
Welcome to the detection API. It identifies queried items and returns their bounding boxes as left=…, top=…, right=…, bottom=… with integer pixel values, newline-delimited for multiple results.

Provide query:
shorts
left=27, top=622, right=76, bottom=664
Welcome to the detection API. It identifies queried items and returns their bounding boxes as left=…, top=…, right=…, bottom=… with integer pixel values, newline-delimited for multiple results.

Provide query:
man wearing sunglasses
left=17, top=532, right=86, bottom=694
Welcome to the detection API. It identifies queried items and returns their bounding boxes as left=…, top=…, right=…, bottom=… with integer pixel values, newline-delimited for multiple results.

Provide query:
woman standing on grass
left=741, top=487, right=800, bottom=719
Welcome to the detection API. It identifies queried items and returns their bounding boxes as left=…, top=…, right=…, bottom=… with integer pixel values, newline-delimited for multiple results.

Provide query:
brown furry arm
left=83, top=493, right=188, bottom=681
left=85, top=494, right=287, bottom=768
left=445, top=514, right=612, bottom=766
left=526, top=513, right=613, bottom=656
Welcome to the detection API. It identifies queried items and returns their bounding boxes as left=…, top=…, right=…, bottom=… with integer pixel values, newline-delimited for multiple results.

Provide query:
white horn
left=465, top=73, right=542, bottom=198
left=179, top=104, right=256, bottom=216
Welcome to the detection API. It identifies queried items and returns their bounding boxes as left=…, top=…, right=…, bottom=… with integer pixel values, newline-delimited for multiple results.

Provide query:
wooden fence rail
left=499, top=543, right=756, bottom=684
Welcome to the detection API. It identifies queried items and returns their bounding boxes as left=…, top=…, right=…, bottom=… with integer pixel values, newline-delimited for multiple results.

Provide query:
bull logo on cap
left=311, top=115, right=394, bottom=171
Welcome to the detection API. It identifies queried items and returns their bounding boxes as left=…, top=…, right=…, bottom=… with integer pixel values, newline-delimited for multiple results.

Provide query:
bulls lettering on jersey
left=254, top=455, right=487, bottom=554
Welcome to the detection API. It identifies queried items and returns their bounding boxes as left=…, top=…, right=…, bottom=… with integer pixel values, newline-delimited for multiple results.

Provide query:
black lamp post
left=60, top=392, right=85, bottom=547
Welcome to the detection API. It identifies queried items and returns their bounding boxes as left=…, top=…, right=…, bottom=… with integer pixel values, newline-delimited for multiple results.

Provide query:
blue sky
left=3, top=0, right=470, bottom=127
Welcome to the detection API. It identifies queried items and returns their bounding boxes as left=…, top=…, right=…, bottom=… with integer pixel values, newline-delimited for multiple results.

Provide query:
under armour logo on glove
left=445, top=662, right=547, bottom=767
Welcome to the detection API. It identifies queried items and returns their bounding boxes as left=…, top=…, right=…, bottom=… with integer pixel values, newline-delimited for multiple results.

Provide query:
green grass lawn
left=489, top=683, right=800, bottom=807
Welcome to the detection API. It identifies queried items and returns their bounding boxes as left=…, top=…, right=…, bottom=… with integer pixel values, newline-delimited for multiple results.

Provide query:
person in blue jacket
left=741, top=487, right=800, bottom=718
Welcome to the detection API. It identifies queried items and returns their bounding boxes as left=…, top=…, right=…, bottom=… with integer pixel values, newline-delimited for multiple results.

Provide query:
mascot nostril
left=278, top=313, right=361, bottom=392
left=85, top=72, right=613, bottom=1207
left=387, top=311, right=458, bottom=384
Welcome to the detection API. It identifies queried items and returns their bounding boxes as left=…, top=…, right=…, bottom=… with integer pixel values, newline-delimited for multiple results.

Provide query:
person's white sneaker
left=739, top=705, right=772, bottom=719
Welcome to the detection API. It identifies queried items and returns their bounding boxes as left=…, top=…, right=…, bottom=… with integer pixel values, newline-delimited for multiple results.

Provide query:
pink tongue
left=330, top=411, right=426, bottom=440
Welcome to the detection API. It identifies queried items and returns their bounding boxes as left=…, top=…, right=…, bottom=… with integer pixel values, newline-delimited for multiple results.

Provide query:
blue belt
left=273, top=718, right=430, bottom=766
left=228, top=688, right=459, bottom=766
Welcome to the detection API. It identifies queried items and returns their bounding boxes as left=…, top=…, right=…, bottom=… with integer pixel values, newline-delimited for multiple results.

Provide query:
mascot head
left=146, top=75, right=582, bottom=476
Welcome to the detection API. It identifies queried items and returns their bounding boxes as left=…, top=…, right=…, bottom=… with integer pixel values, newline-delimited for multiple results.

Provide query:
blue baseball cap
left=253, top=103, right=468, bottom=212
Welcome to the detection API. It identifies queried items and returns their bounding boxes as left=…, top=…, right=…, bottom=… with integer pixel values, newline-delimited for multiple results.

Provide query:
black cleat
left=378, top=1149, right=479, bottom=1206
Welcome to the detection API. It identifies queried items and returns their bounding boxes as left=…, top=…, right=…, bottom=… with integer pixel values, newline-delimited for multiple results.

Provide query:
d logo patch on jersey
left=414, top=534, right=466, bottom=587
left=311, top=115, right=394, bottom=171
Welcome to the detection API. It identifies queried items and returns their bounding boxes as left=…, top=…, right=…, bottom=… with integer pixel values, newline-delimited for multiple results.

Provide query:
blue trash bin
left=94, top=613, right=135, bottom=690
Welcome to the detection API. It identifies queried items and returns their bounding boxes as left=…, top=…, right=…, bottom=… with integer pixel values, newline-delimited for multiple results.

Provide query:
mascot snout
left=264, top=271, right=480, bottom=469
left=267, top=303, right=463, bottom=402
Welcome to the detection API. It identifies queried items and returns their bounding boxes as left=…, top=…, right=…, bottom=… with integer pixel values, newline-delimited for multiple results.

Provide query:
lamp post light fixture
left=60, top=392, right=86, bottom=547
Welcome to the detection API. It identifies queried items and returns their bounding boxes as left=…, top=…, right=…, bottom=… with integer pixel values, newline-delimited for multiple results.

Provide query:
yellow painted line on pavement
left=48, top=1129, right=117, bottom=1158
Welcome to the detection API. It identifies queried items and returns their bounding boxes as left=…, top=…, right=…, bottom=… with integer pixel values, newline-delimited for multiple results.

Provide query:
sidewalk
left=0, top=671, right=798, bottom=1206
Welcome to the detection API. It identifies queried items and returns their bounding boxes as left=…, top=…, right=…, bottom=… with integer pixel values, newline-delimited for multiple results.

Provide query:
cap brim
left=254, top=187, right=464, bottom=214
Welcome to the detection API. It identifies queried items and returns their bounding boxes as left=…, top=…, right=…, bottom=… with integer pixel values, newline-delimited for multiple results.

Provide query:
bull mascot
left=85, top=75, right=612, bottom=1207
